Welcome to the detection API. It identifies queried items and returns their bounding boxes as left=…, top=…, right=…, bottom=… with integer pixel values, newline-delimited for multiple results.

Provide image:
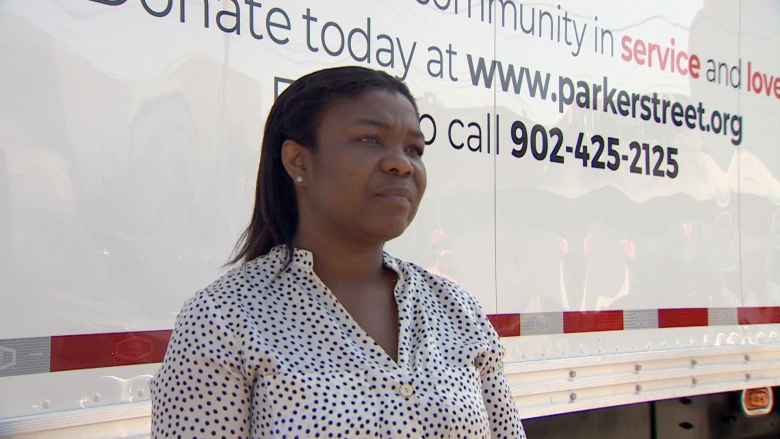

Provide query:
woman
left=151, top=66, right=525, bottom=439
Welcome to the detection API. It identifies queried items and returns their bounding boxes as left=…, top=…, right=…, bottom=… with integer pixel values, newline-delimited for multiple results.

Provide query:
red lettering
left=762, top=73, right=772, bottom=96
left=752, top=69, right=763, bottom=94
left=621, top=36, right=632, bottom=62
left=619, top=34, right=702, bottom=80
left=647, top=42, right=656, bottom=67
left=658, top=46, right=670, bottom=71
left=689, top=54, right=700, bottom=79
left=676, top=51, right=688, bottom=76
left=746, top=62, right=779, bottom=99
left=634, top=39, right=646, bottom=65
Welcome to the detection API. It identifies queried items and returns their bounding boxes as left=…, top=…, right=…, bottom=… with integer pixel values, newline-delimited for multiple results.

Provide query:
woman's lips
left=376, top=186, right=414, bottom=205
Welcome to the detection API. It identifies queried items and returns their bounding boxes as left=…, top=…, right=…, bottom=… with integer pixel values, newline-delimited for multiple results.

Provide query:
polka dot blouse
left=151, top=245, right=525, bottom=438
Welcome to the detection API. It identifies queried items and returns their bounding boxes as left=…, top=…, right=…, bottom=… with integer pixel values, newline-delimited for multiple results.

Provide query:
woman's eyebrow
left=352, top=116, right=425, bottom=140
left=352, top=116, right=391, bottom=130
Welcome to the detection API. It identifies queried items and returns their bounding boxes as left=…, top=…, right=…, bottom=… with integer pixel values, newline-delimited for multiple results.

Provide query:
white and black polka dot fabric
left=151, top=245, right=526, bottom=438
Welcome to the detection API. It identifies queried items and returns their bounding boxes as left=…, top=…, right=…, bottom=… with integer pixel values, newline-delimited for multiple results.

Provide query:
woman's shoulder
left=385, top=253, right=484, bottom=315
left=184, top=245, right=292, bottom=310
left=387, top=253, right=499, bottom=348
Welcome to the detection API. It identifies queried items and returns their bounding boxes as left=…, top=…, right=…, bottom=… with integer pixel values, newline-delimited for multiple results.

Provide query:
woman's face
left=297, top=89, right=426, bottom=247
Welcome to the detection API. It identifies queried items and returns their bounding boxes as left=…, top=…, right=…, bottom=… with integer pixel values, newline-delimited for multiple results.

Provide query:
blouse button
left=399, top=384, right=415, bottom=397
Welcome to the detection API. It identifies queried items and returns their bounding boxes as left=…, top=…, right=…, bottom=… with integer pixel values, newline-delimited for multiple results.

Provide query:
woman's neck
left=291, top=229, right=400, bottom=362
left=292, top=231, right=387, bottom=291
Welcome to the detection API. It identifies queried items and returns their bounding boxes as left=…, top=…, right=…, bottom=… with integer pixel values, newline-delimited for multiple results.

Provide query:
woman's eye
left=408, top=145, right=424, bottom=157
left=359, top=135, right=380, bottom=144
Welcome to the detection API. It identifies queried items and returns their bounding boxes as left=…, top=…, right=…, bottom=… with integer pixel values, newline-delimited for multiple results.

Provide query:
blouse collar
left=270, top=244, right=402, bottom=277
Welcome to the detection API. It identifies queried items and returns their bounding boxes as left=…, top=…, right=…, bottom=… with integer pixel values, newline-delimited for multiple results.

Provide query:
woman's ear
left=281, top=140, right=310, bottom=186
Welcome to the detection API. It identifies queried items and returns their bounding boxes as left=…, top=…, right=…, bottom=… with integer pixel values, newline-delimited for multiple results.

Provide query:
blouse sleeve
left=150, top=292, right=253, bottom=439
left=475, top=310, right=527, bottom=438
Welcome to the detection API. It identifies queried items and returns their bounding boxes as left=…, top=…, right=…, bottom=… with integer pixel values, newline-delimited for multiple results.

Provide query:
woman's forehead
left=322, top=90, right=418, bottom=124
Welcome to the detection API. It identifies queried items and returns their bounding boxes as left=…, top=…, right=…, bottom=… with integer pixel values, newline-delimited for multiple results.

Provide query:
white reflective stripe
left=0, top=337, right=50, bottom=377
left=520, top=312, right=564, bottom=336
left=624, top=309, right=658, bottom=330
left=708, top=308, right=739, bottom=326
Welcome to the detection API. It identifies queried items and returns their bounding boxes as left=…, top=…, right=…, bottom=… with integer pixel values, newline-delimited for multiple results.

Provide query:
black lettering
left=684, top=105, right=697, bottom=129
left=303, top=8, right=319, bottom=52
left=321, top=22, right=345, bottom=56
left=141, top=0, right=172, bottom=17
left=348, top=18, right=371, bottom=62
left=671, top=102, right=684, bottom=127
left=616, top=90, right=629, bottom=116
left=448, top=119, right=464, bottom=149
left=420, top=114, right=437, bottom=145
left=731, top=115, right=742, bottom=146
left=697, top=102, right=706, bottom=131
left=216, top=0, right=240, bottom=34
left=266, top=7, right=290, bottom=44
left=640, top=95, right=652, bottom=121
left=602, top=76, right=617, bottom=114
left=245, top=0, right=263, bottom=39
left=651, top=93, right=661, bottom=123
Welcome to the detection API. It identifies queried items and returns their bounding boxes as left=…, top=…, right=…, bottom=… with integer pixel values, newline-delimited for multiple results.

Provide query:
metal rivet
left=42, top=399, right=51, bottom=409
left=569, top=370, right=577, bottom=378
left=570, top=393, right=577, bottom=401
left=138, top=389, right=147, bottom=398
left=692, top=378, right=698, bottom=385
left=691, top=359, right=697, bottom=366
left=635, top=364, right=642, bottom=372
left=93, top=393, right=101, bottom=402
left=635, top=385, right=643, bottom=392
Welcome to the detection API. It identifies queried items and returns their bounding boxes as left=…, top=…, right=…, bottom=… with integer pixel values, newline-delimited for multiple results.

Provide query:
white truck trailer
left=1, top=0, right=779, bottom=437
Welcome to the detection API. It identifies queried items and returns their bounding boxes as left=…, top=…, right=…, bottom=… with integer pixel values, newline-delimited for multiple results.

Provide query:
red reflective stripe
left=738, top=307, right=780, bottom=325
left=50, top=330, right=173, bottom=372
left=563, top=310, right=624, bottom=333
left=32, top=306, right=780, bottom=374
left=658, top=308, right=708, bottom=328
left=487, top=314, right=521, bottom=338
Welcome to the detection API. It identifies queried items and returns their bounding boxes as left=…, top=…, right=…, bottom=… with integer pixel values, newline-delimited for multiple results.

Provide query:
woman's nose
left=381, top=144, right=414, bottom=176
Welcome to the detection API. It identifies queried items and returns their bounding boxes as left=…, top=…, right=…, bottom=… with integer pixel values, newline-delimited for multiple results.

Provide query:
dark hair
left=229, top=66, right=419, bottom=264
